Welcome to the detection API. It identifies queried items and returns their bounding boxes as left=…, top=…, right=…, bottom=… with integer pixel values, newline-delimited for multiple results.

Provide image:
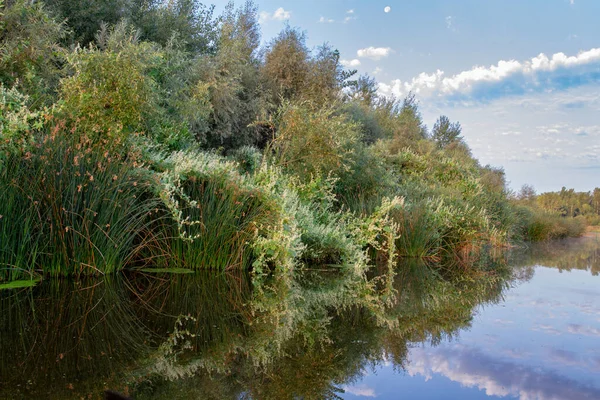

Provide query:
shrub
left=0, top=0, right=66, bottom=105
left=0, top=85, right=46, bottom=155
left=271, top=102, right=360, bottom=182
left=60, top=23, right=161, bottom=142
left=154, top=151, right=293, bottom=272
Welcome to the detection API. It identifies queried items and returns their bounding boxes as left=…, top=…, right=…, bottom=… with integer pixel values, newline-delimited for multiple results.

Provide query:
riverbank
left=0, top=1, right=585, bottom=283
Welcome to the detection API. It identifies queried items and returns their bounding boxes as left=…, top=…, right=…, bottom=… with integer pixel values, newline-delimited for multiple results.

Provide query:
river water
left=1, top=237, right=599, bottom=399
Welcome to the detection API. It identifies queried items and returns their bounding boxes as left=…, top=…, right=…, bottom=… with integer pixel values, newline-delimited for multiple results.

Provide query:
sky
left=213, top=0, right=600, bottom=193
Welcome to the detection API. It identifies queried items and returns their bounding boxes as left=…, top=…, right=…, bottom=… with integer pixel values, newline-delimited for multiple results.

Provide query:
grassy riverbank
left=0, top=0, right=583, bottom=281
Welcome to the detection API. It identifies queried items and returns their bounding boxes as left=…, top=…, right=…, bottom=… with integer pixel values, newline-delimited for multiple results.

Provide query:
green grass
left=153, top=151, right=285, bottom=271
left=0, top=133, right=164, bottom=279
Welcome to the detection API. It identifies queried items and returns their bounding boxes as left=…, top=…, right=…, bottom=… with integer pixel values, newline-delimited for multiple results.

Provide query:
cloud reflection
left=342, top=384, right=377, bottom=398
left=407, top=345, right=600, bottom=399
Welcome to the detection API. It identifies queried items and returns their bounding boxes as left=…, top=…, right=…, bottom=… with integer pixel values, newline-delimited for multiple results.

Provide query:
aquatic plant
left=0, top=130, right=163, bottom=279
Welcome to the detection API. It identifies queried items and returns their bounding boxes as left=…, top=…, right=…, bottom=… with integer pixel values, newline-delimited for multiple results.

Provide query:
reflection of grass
left=139, top=268, right=194, bottom=274
left=132, top=258, right=509, bottom=399
left=0, top=278, right=150, bottom=399
left=0, top=253, right=512, bottom=399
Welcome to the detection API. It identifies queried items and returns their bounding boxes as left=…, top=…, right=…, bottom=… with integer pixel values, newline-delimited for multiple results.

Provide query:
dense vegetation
left=511, top=185, right=589, bottom=241
left=0, top=0, right=585, bottom=282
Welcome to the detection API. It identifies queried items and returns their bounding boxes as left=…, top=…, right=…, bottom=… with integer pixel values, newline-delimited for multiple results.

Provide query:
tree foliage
left=432, top=115, right=462, bottom=149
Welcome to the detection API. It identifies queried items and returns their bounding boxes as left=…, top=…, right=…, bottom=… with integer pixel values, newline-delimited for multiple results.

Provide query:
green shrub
left=154, top=151, right=292, bottom=272
left=60, top=23, right=161, bottom=142
left=0, top=85, right=45, bottom=155
left=0, top=0, right=66, bottom=105
left=271, top=102, right=360, bottom=181
left=518, top=208, right=586, bottom=242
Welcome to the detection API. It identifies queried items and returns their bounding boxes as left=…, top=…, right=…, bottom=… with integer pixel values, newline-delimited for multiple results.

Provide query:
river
left=1, top=236, right=599, bottom=399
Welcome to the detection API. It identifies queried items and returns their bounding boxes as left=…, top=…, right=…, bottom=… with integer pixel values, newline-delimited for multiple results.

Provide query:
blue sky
left=214, top=0, right=600, bottom=193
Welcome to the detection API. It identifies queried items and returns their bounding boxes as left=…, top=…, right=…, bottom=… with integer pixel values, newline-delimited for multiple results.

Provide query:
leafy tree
left=304, top=43, right=355, bottom=106
left=431, top=115, right=462, bottom=148
left=129, top=0, right=220, bottom=54
left=42, top=0, right=128, bottom=46
left=346, top=74, right=378, bottom=106
left=397, top=93, right=428, bottom=140
left=262, top=26, right=310, bottom=104
left=271, top=101, right=360, bottom=180
left=0, top=0, right=66, bottom=106
left=60, top=22, right=161, bottom=142
left=201, top=0, right=265, bottom=148
left=518, top=184, right=536, bottom=203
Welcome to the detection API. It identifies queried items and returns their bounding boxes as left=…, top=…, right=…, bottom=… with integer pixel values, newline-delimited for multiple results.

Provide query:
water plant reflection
left=0, top=259, right=508, bottom=399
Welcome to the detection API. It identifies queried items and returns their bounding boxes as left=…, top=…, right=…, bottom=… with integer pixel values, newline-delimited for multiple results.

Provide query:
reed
left=0, top=132, right=163, bottom=278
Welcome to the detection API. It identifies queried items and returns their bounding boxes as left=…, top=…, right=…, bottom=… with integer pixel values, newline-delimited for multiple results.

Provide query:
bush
left=60, top=23, right=161, bottom=142
left=271, top=102, right=360, bottom=182
left=518, top=208, right=586, bottom=242
left=154, top=151, right=293, bottom=272
left=0, top=0, right=66, bottom=105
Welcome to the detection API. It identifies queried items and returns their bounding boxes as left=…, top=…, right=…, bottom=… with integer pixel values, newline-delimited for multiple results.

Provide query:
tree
left=262, top=26, right=310, bottom=104
left=129, top=0, right=220, bottom=55
left=518, top=184, right=536, bottom=203
left=431, top=115, right=462, bottom=148
left=201, top=0, right=265, bottom=148
left=347, top=74, right=378, bottom=106
left=397, top=93, right=428, bottom=140
left=42, top=0, right=128, bottom=46
left=0, top=0, right=66, bottom=106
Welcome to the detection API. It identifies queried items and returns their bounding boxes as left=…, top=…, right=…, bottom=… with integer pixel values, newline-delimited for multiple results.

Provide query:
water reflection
left=1, top=238, right=599, bottom=399
left=407, top=346, right=600, bottom=400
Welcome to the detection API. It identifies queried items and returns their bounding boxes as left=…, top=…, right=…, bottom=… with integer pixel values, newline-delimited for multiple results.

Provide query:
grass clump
left=153, top=151, right=297, bottom=272
left=0, top=130, right=162, bottom=279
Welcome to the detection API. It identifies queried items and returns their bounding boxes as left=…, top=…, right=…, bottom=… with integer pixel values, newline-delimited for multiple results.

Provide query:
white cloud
left=340, top=59, right=361, bottom=67
left=377, top=47, right=600, bottom=102
left=347, top=9, right=355, bottom=14
left=384, top=6, right=391, bottom=13
left=445, top=16, right=458, bottom=32
left=318, top=16, right=334, bottom=23
left=373, top=67, right=383, bottom=75
left=258, top=7, right=291, bottom=24
left=357, top=46, right=392, bottom=60
left=567, top=324, right=600, bottom=337
left=344, top=16, right=357, bottom=23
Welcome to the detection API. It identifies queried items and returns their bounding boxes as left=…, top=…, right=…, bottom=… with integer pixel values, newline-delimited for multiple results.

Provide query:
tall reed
left=0, top=131, right=163, bottom=278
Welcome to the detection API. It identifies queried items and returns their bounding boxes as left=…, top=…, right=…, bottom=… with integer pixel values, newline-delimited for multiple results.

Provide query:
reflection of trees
left=132, top=261, right=508, bottom=399
left=0, top=259, right=511, bottom=400
left=510, top=237, right=600, bottom=276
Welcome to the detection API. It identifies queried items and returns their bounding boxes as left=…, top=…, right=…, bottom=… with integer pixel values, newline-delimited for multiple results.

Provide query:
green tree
left=347, top=74, right=378, bottom=106
left=431, top=115, right=462, bottom=149
left=262, top=26, right=310, bottom=104
left=0, top=0, right=66, bottom=106
left=42, top=0, right=128, bottom=46
left=129, top=0, right=220, bottom=54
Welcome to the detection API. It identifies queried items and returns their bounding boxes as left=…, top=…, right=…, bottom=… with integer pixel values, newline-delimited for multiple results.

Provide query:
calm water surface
left=345, top=237, right=600, bottom=400
left=1, top=237, right=599, bottom=399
